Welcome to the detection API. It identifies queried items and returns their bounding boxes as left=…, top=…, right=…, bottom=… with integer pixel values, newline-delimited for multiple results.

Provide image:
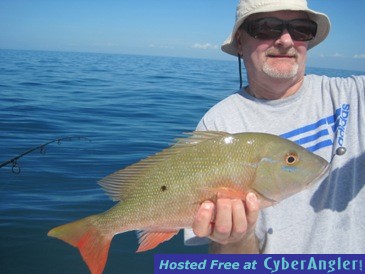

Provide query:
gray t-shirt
left=184, top=74, right=365, bottom=253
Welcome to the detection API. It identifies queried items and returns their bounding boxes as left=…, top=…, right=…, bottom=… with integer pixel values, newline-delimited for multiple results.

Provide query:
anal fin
left=136, top=230, right=179, bottom=252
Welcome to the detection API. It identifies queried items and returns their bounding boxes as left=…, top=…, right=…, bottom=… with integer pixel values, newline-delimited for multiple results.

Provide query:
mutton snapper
left=48, top=131, right=329, bottom=274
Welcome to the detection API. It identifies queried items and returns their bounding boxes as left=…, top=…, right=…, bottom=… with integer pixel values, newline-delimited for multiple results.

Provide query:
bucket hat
left=221, top=0, right=331, bottom=56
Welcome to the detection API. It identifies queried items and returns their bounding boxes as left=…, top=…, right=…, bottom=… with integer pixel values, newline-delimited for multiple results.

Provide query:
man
left=184, top=0, right=365, bottom=253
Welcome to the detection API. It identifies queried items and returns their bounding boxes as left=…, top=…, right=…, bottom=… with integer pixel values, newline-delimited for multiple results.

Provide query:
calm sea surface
left=0, top=49, right=364, bottom=274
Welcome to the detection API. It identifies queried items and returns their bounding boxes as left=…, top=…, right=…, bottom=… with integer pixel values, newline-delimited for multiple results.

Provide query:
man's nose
left=274, top=29, right=295, bottom=48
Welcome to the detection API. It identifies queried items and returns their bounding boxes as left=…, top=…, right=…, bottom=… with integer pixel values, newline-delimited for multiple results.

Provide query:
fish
left=48, top=131, right=329, bottom=274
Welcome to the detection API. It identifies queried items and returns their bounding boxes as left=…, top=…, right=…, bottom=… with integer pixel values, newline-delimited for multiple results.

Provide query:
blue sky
left=1, top=0, right=365, bottom=71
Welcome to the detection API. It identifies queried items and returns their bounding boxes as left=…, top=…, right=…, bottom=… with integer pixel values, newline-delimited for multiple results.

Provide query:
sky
left=1, top=0, right=365, bottom=72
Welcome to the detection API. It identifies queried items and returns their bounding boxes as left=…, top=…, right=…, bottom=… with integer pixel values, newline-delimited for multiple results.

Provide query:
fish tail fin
left=48, top=215, right=113, bottom=274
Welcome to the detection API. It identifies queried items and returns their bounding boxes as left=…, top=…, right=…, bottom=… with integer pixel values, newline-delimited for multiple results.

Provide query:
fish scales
left=103, top=133, right=258, bottom=228
left=48, top=131, right=329, bottom=274
left=96, top=134, right=258, bottom=231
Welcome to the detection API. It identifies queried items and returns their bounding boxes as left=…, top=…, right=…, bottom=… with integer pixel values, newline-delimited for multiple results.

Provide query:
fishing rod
left=0, top=136, right=90, bottom=174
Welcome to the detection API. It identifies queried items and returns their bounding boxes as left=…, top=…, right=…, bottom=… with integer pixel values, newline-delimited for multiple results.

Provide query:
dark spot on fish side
left=161, top=185, right=167, bottom=192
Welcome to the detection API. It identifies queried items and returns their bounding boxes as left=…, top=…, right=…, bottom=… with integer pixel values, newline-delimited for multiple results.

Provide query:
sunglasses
left=241, top=17, right=317, bottom=41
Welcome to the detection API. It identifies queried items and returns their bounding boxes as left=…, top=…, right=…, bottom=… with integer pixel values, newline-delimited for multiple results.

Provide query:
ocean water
left=0, top=49, right=363, bottom=274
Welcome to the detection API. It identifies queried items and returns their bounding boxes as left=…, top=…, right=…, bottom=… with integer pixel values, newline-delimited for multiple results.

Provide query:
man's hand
left=192, top=192, right=260, bottom=253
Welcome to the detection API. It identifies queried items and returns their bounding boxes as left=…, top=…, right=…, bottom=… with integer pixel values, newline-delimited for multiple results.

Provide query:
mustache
left=266, top=48, right=298, bottom=57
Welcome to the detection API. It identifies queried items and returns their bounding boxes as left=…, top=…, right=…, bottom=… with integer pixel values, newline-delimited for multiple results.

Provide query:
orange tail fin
left=48, top=216, right=113, bottom=274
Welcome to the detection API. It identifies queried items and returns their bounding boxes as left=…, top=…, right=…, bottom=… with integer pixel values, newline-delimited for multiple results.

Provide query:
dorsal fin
left=173, top=131, right=230, bottom=147
left=98, top=131, right=231, bottom=201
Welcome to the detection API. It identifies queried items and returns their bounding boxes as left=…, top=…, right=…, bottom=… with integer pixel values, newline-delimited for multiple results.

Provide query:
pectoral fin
left=200, top=186, right=247, bottom=202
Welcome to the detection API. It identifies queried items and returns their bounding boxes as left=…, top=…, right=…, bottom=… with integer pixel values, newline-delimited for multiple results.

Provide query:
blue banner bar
left=154, top=254, right=364, bottom=274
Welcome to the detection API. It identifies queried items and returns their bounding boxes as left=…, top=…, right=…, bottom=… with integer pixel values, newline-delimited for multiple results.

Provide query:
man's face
left=236, top=11, right=310, bottom=82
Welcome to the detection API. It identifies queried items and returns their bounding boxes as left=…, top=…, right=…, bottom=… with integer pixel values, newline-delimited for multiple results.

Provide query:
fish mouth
left=306, top=161, right=330, bottom=187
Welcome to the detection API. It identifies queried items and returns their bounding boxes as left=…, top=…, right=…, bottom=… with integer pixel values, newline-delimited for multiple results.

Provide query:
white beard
left=263, top=62, right=299, bottom=79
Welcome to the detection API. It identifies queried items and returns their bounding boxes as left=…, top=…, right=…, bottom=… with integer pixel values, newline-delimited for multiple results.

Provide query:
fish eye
left=285, top=152, right=299, bottom=165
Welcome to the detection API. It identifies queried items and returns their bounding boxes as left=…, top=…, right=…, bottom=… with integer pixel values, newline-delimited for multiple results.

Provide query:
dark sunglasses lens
left=289, top=19, right=317, bottom=41
left=244, top=18, right=317, bottom=41
left=245, top=18, right=283, bottom=39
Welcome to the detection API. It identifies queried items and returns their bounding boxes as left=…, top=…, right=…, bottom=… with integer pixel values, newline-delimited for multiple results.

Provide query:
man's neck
left=246, top=76, right=304, bottom=100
